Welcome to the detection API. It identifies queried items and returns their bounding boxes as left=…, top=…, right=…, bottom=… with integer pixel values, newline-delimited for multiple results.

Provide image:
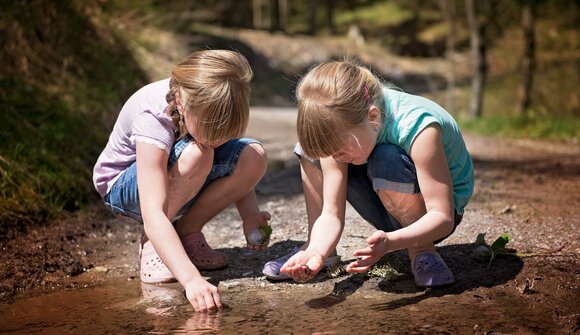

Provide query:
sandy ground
left=1, top=107, right=579, bottom=333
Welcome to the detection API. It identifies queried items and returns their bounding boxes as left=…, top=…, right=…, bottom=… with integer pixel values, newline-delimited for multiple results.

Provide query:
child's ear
left=175, top=92, right=184, bottom=114
left=368, top=106, right=381, bottom=122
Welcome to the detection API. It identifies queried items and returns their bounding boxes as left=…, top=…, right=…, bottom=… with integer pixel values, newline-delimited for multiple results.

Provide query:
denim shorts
left=294, top=143, right=461, bottom=244
left=104, top=136, right=260, bottom=223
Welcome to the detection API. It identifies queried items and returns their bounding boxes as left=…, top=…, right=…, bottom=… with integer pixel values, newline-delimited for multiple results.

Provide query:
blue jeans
left=104, top=136, right=260, bottom=223
left=294, top=143, right=461, bottom=244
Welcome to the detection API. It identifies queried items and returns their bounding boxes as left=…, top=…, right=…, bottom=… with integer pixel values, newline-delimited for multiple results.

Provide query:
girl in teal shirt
left=263, top=60, right=474, bottom=287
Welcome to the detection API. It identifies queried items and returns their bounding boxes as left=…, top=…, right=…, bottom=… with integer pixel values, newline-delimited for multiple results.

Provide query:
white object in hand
left=246, top=229, right=267, bottom=245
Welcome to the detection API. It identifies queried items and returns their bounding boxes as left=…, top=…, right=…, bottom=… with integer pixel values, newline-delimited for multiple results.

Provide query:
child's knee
left=368, top=144, right=415, bottom=175
left=174, top=143, right=214, bottom=178
left=239, top=143, right=267, bottom=177
left=367, top=143, right=419, bottom=195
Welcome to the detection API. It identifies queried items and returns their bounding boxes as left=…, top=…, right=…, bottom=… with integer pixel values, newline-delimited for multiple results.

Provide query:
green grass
left=458, top=114, right=579, bottom=140
left=0, top=80, right=106, bottom=234
left=336, top=2, right=413, bottom=28
left=0, top=1, right=147, bottom=235
left=438, top=19, right=579, bottom=141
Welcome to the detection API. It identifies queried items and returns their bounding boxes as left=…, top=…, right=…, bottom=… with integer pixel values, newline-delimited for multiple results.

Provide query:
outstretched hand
left=346, top=230, right=390, bottom=273
left=280, top=250, right=324, bottom=282
left=184, top=277, right=222, bottom=313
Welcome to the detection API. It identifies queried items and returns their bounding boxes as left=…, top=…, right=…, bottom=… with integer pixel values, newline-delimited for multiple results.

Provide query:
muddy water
left=0, top=279, right=557, bottom=334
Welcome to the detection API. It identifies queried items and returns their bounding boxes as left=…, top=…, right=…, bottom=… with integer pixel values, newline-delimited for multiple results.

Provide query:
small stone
left=246, top=229, right=266, bottom=245
left=222, top=281, right=241, bottom=289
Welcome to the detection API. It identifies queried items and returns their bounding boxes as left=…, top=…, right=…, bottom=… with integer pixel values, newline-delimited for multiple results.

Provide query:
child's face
left=332, top=123, right=377, bottom=165
left=184, top=113, right=228, bottom=149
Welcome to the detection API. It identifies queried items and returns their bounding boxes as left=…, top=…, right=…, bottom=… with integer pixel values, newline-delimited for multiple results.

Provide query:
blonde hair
left=296, top=60, right=385, bottom=158
left=166, top=50, right=253, bottom=141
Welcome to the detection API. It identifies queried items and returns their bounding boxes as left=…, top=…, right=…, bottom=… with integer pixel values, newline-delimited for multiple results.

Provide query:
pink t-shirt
left=93, top=78, right=176, bottom=197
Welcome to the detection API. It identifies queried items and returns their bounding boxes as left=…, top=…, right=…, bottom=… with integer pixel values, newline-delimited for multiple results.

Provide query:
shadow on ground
left=206, top=239, right=523, bottom=312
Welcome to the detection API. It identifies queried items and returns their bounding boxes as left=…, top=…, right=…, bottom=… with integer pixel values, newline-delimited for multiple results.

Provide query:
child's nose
left=333, top=153, right=348, bottom=163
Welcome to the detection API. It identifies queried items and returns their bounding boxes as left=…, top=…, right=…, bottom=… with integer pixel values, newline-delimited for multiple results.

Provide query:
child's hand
left=280, top=250, right=324, bottom=282
left=346, top=230, right=390, bottom=273
left=184, top=277, right=222, bottom=312
left=243, top=211, right=272, bottom=251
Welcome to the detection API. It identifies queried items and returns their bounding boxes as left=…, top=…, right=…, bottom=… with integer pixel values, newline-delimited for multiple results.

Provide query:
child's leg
left=365, top=143, right=454, bottom=286
left=174, top=142, right=267, bottom=236
left=376, top=190, right=433, bottom=259
left=300, top=157, right=323, bottom=247
left=365, top=143, right=434, bottom=258
left=164, top=140, right=216, bottom=221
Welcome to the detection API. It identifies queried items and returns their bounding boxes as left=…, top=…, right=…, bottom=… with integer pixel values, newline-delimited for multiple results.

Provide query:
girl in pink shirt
left=93, top=50, right=270, bottom=312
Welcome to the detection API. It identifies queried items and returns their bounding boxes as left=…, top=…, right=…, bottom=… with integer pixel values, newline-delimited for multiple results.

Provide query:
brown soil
left=1, top=108, right=579, bottom=334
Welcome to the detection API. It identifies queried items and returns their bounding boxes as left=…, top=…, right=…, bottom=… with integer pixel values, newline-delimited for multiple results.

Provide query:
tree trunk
left=441, top=0, right=456, bottom=114
left=517, top=3, right=536, bottom=116
left=308, top=0, right=317, bottom=35
left=270, top=0, right=280, bottom=31
left=279, top=0, right=288, bottom=33
left=466, top=0, right=487, bottom=119
left=253, top=0, right=263, bottom=29
left=326, top=0, right=335, bottom=34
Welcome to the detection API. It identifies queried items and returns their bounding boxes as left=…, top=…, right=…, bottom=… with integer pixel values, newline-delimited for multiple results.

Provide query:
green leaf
left=259, top=225, right=273, bottom=238
left=475, top=233, right=487, bottom=246
left=490, top=232, right=510, bottom=251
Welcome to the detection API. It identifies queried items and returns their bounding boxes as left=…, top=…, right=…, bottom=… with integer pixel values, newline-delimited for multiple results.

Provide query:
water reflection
left=140, top=282, right=223, bottom=334
left=0, top=277, right=560, bottom=334
left=174, top=311, right=222, bottom=334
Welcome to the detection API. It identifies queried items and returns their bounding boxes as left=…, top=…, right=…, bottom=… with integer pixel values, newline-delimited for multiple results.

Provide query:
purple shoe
left=262, top=247, right=341, bottom=281
left=262, top=246, right=301, bottom=280
left=411, top=251, right=455, bottom=287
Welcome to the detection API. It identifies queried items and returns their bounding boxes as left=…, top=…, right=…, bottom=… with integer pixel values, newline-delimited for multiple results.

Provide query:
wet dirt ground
left=1, top=108, right=579, bottom=334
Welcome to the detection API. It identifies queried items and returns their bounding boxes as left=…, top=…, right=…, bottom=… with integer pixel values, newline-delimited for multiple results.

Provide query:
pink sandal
left=139, top=239, right=176, bottom=284
left=181, top=232, right=229, bottom=270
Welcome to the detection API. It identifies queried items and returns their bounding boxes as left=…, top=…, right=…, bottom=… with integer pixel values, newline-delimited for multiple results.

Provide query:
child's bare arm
left=388, top=125, right=455, bottom=247
left=308, top=157, right=348, bottom=256
left=281, top=157, right=347, bottom=281
left=136, top=142, right=221, bottom=312
left=348, top=125, right=455, bottom=272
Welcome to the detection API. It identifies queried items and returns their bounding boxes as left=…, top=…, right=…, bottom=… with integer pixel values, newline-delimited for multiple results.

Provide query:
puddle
left=0, top=279, right=558, bottom=334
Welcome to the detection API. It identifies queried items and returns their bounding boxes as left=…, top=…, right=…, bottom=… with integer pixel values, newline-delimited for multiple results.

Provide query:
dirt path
left=1, top=108, right=579, bottom=333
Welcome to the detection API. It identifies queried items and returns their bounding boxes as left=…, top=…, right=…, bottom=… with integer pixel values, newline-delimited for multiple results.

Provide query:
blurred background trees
left=1, top=0, right=578, bottom=231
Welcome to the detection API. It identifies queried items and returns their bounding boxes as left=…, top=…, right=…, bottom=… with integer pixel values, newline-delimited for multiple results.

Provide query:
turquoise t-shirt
left=376, top=88, right=474, bottom=214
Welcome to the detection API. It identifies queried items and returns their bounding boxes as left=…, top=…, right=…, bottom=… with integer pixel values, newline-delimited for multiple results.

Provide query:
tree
left=270, top=0, right=281, bottom=31
left=465, top=0, right=487, bottom=119
left=439, top=0, right=457, bottom=114
left=517, top=0, right=539, bottom=116
left=326, top=0, right=335, bottom=34
left=308, top=0, right=317, bottom=35
left=279, top=0, right=289, bottom=33
left=253, top=0, right=264, bottom=29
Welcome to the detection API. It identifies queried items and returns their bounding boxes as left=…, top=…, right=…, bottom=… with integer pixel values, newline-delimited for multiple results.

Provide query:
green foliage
left=336, top=2, right=412, bottom=28
left=258, top=225, right=273, bottom=238
left=0, top=81, right=104, bottom=234
left=458, top=114, right=579, bottom=140
left=367, top=262, right=404, bottom=281
left=472, top=232, right=514, bottom=269
left=0, top=1, right=146, bottom=233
